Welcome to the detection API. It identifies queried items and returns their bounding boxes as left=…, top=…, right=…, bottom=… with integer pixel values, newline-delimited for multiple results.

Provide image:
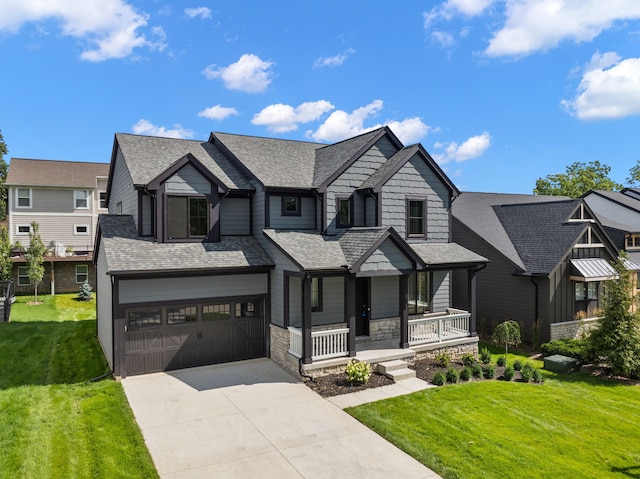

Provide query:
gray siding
left=382, top=153, right=450, bottom=241
left=253, top=187, right=266, bottom=233
left=141, top=194, right=152, bottom=235
left=431, top=270, right=450, bottom=313
left=96, top=245, right=113, bottom=369
left=371, top=275, right=399, bottom=319
left=359, top=240, right=412, bottom=274
left=12, top=213, right=95, bottom=250
left=220, top=197, right=251, bottom=235
left=365, top=195, right=377, bottom=227
left=109, top=148, right=138, bottom=220
left=269, top=195, right=316, bottom=230
left=11, top=187, right=94, bottom=214
left=118, top=273, right=268, bottom=304
left=165, top=164, right=211, bottom=195
left=289, top=275, right=345, bottom=327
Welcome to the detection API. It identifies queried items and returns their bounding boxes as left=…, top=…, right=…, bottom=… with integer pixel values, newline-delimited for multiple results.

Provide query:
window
left=336, top=196, right=353, bottom=228
left=408, top=271, right=431, bottom=315
left=626, top=234, right=640, bottom=250
left=203, top=303, right=230, bottom=321
left=18, top=266, right=29, bottom=286
left=407, top=198, right=426, bottom=237
left=17, top=188, right=31, bottom=208
left=76, top=265, right=88, bottom=283
left=311, top=277, right=322, bottom=312
left=74, top=190, right=89, bottom=209
left=167, top=306, right=197, bottom=324
left=99, top=191, right=107, bottom=209
left=168, top=196, right=208, bottom=239
left=116, top=201, right=122, bottom=214
left=74, top=224, right=89, bottom=235
left=236, top=301, right=261, bottom=317
left=16, top=224, right=31, bottom=235
left=282, top=195, right=301, bottom=216
left=127, top=308, right=162, bottom=329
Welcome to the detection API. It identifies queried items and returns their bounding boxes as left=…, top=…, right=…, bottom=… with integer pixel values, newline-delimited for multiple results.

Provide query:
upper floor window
left=74, top=190, right=89, bottom=209
left=336, top=196, right=353, bottom=228
left=282, top=195, right=301, bottom=216
left=626, top=234, right=640, bottom=250
left=116, top=201, right=122, bottom=214
left=168, top=196, right=208, bottom=239
left=99, top=191, right=107, bottom=209
left=407, top=198, right=426, bottom=237
left=570, top=204, right=594, bottom=221
left=17, top=188, right=31, bottom=208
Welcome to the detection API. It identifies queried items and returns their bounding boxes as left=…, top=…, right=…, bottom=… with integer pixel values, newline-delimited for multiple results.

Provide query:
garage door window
left=167, top=306, right=197, bottom=324
left=236, top=301, right=261, bottom=317
left=128, top=308, right=162, bottom=329
left=203, top=304, right=230, bottom=321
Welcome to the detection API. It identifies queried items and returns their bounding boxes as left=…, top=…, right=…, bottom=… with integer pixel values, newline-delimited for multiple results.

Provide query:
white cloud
left=0, top=0, right=161, bottom=61
left=485, top=0, right=640, bottom=58
left=385, top=118, right=433, bottom=145
left=252, top=101, right=335, bottom=133
left=202, top=54, right=274, bottom=93
left=433, top=132, right=491, bottom=163
left=424, top=0, right=495, bottom=30
left=132, top=119, right=194, bottom=139
left=313, top=48, right=355, bottom=69
left=197, top=105, right=239, bottom=121
left=561, top=52, right=640, bottom=120
left=431, top=31, right=456, bottom=48
left=184, top=7, right=212, bottom=19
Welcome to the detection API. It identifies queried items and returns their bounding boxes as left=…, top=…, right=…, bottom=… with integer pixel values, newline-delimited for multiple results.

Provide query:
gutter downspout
left=530, top=276, right=541, bottom=347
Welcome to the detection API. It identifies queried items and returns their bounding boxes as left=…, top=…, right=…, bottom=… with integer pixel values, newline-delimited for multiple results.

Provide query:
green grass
left=0, top=294, right=158, bottom=479
left=348, top=350, right=640, bottom=479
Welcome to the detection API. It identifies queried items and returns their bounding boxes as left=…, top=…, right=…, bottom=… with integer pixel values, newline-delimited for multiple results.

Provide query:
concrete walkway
left=121, top=359, right=441, bottom=479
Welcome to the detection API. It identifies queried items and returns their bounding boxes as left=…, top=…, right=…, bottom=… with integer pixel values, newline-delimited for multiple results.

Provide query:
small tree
left=77, top=282, right=93, bottom=301
left=0, top=226, right=13, bottom=281
left=586, top=256, right=640, bottom=378
left=493, top=320, right=522, bottom=363
left=26, top=221, right=45, bottom=303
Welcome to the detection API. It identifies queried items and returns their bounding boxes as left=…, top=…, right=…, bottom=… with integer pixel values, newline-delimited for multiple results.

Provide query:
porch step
left=377, top=360, right=416, bottom=382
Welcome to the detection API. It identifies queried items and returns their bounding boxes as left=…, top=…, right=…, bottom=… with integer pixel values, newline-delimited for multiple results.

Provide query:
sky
left=2, top=0, right=640, bottom=194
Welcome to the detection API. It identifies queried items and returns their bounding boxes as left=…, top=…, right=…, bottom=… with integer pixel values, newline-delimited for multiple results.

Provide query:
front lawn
left=348, top=351, right=640, bottom=479
left=0, top=294, right=158, bottom=479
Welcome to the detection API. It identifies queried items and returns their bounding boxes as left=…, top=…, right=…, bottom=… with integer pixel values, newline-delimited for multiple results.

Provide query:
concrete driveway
left=121, top=358, right=440, bottom=479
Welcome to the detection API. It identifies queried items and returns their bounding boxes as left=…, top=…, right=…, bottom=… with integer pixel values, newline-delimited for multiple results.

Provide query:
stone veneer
left=549, top=318, right=599, bottom=341
left=368, top=317, right=400, bottom=341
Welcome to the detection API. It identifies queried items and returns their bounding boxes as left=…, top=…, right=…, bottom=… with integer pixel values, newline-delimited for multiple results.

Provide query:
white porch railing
left=288, top=326, right=350, bottom=360
left=409, top=309, right=471, bottom=345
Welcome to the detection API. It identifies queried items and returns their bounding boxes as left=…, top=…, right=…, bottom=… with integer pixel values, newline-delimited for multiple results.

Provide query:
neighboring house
left=95, top=127, right=487, bottom=378
left=451, top=192, right=640, bottom=344
left=5, top=158, right=110, bottom=294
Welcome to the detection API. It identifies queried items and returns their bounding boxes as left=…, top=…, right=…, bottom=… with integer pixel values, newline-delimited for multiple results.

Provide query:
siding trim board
left=107, top=266, right=274, bottom=279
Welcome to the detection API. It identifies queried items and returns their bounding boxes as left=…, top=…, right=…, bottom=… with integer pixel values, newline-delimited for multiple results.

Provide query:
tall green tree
left=492, top=320, right=522, bottom=363
left=533, top=160, right=623, bottom=198
left=0, top=130, right=7, bottom=220
left=586, top=255, right=640, bottom=378
left=26, top=221, right=45, bottom=303
left=627, top=160, right=640, bottom=187
left=0, top=226, right=12, bottom=281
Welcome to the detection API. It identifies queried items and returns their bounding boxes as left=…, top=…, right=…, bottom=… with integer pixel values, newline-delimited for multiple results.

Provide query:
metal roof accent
left=569, top=258, right=618, bottom=282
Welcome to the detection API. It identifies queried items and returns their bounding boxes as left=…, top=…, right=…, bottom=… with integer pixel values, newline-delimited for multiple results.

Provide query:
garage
left=124, top=298, right=266, bottom=375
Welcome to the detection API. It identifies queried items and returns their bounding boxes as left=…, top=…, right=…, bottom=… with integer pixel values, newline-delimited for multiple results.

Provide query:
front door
left=356, top=277, right=370, bottom=336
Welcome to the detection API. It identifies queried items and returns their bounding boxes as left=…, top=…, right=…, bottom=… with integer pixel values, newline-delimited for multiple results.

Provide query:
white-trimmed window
left=16, top=224, right=31, bottom=236
left=16, top=188, right=31, bottom=208
left=74, top=190, right=89, bottom=209
left=76, top=265, right=88, bottom=283
left=99, top=191, right=107, bottom=209
left=626, top=234, right=640, bottom=250
left=74, top=224, right=89, bottom=235
left=18, top=266, right=30, bottom=286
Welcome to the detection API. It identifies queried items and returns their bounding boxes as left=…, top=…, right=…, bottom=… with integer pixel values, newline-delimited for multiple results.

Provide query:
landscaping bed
left=306, top=371, right=394, bottom=397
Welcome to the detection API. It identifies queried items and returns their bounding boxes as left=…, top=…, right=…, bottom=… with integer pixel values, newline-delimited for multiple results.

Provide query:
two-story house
left=95, top=127, right=487, bottom=377
left=6, top=158, right=110, bottom=294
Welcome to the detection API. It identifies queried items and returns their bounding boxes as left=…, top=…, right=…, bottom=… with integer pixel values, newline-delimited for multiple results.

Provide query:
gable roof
left=6, top=158, right=109, bottom=188
left=583, top=189, right=640, bottom=213
left=147, top=153, right=229, bottom=194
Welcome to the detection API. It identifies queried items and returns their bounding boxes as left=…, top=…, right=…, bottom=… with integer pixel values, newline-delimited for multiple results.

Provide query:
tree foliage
left=627, top=160, right=640, bottom=187
left=533, top=160, right=623, bottom=198
left=0, top=130, right=7, bottom=220
left=26, top=221, right=45, bottom=303
left=0, top=226, right=13, bottom=281
left=492, top=320, right=522, bottom=361
left=586, top=256, right=640, bottom=378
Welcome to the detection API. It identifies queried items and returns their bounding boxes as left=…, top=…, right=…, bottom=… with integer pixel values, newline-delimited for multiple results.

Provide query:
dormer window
left=168, top=196, right=208, bottom=239
left=626, top=234, right=640, bottom=250
left=336, top=196, right=353, bottom=228
left=282, top=195, right=300, bottom=216
left=570, top=204, right=594, bottom=221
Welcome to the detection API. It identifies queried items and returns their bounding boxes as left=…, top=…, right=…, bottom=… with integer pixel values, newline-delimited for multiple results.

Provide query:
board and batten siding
left=371, top=275, right=399, bottom=319
left=96, top=245, right=114, bottom=369
left=268, top=195, right=316, bottom=230
left=288, top=275, right=345, bottom=327
left=118, top=273, right=268, bottom=304
left=165, top=164, right=211, bottom=195
left=359, top=240, right=412, bottom=274
left=109, top=148, right=138, bottom=220
left=220, top=197, right=251, bottom=235
left=381, top=153, right=450, bottom=241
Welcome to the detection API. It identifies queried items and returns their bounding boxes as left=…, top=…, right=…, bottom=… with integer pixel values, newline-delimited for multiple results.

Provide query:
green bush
left=471, top=363, right=483, bottom=379
left=461, top=352, right=476, bottom=367
left=435, top=352, right=451, bottom=368
left=513, top=359, right=523, bottom=371
left=503, top=365, right=515, bottom=381
left=520, top=363, right=535, bottom=382
left=483, top=364, right=496, bottom=379
left=533, top=368, right=544, bottom=383
left=540, top=338, right=586, bottom=362
left=77, top=282, right=93, bottom=301
left=345, top=359, right=371, bottom=385
left=496, top=355, right=506, bottom=367
left=480, top=347, right=492, bottom=364
left=432, top=371, right=446, bottom=386
left=460, top=366, right=472, bottom=381
left=446, top=368, right=459, bottom=384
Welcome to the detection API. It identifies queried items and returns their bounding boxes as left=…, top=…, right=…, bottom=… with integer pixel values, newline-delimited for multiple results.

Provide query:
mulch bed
left=305, top=372, right=394, bottom=397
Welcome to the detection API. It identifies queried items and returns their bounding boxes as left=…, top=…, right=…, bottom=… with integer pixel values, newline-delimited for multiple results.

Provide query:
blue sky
left=2, top=0, right=640, bottom=193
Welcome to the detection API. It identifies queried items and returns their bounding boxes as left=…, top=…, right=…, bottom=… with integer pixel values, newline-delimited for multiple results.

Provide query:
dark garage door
left=124, top=299, right=266, bottom=376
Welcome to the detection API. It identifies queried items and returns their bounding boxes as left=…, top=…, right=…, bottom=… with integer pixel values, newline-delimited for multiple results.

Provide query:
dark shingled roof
left=98, top=215, right=273, bottom=275
left=6, top=158, right=110, bottom=188
left=410, top=242, right=488, bottom=267
left=262, top=229, right=346, bottom=270
left=338, top=227, right=391, bottom=267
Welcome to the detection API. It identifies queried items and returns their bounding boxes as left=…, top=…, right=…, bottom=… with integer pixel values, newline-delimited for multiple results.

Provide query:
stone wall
left=269, top=324, right=300, bottom=378
left=368, top=317, right=400, bottom=341
left=550, top=318, right=599, bottom=341
left=411, top=337, right=479, bottom=363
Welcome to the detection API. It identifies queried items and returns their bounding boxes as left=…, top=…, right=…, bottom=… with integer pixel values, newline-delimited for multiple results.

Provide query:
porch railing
left=409, top=309, right=471, bottom=345
left=288, top=326, right=350, bottom=360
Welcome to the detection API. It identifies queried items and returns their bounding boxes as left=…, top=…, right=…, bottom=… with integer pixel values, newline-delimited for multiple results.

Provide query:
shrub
left=345, top=359, right=371, bottom=385
left=483, top=364, right=496, bottom=379
left=503, top=365, right=515, bottom=381
left=540, top=338, right=586, bottom=362
left=77, top=281, right=93, bottom=301
left=432, top=371, right=446, bottom=386
left=446, top=368, right=459, bottom=384
left=496, top=355, right=506, bottom=367
left=532, top=368, right=544, bottom=383
left=460, top=366, right=472, bottom=381
left=435, top=352, right=451, bottom=368
left=520, top=363, right=535, bottom=382
left=471, top=363, right=483, bottom=379
left=461, top=352, right=476, bottom=367
left=513, top=359, right=523, bottom=371
left=480, top=347, right=492, bottom=364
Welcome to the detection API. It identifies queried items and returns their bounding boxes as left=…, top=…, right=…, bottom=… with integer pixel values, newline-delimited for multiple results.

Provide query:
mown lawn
left=0, top=294, right=158, bottom=479
left=348, top=348, right=640, bottom=479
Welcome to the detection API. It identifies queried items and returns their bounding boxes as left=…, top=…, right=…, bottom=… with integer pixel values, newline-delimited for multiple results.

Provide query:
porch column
left=301, top=274, right=313, bottom=364
left=399, top=273, right=409, bottom=348
left=467, top=268, right=478, bottom=336
left=346, top=273, right=356, bottom=357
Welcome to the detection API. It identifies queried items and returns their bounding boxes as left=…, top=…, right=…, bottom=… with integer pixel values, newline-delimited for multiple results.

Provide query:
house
left=5, top=158, right=110, bottom=294
left=451, top=192, right=640, bottom=345
left=95, top=127, right=487, bottom=378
